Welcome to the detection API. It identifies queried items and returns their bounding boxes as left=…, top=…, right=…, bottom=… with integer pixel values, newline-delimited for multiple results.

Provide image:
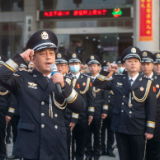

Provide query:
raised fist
left=20, top=49, right=34, bottom=62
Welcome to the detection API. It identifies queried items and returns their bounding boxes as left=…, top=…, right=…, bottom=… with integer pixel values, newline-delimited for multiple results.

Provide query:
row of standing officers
left=0, top=30, right=160, bottom=160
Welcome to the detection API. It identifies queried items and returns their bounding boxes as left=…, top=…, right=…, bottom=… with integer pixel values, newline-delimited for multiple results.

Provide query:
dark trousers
left=145, top=127, right=160, bottom=160
left=0, top=112, right=7, bottom=160
left=72, top=120, right=88, bottom=160
left=6, top=120, right=11, bottom=140
left=11, top=115, right=20, bottom=144
left=66, top=125, right=72, bottom=160
left=85, top=116, right=102, bottom=158
left=116, top=132, right=146, bottom=160
left=101, top=111, right=114, bottom=152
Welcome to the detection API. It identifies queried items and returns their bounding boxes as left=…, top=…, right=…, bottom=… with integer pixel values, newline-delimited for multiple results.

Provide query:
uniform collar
left=128, top=73, right=139, bottom=82
left=72, top=72, right=80, bottom=79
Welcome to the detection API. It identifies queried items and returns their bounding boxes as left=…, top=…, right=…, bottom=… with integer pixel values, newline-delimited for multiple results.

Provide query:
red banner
left=139, top=0, right=153, bottom=41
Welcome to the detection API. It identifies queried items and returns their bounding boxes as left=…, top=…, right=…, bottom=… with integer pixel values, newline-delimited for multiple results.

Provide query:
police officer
left=140, top=50, right=160, bottom=160
left=0, top=55, right=16, bottom=160
left=68, top=53, right=95, bottom=160
left=93, top=46, right=157, bottom=160
left=0, top=30, right=85, bottom=160
left=85, top=55, right=107, bottom=160
left=153, top=52, right=160, bottom=74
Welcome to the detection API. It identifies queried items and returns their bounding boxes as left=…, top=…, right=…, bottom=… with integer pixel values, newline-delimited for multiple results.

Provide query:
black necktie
left=129, top=79, right=133, bottom=86
left=45, top=76, right=49, bottom=83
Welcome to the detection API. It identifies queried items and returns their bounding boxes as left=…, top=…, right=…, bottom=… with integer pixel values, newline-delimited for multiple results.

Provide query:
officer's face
left=153, top=63, right=160, bottom=74
left=124, top=58, right=141, bottom=73
left=56, top=63, right=68, bottom=75
left=89, top=64, right=100, bottom=75
left=141, top=62, right=153, bottom=75
left=33, top=49, right=55, bottom=75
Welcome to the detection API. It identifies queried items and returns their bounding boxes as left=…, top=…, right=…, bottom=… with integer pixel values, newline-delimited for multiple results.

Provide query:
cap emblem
left=72, top=53, right=76, bottom=58
left=143, top=52, right=147, bottom=57
left=131, top=48, right=136, bottom=53
left=157, top=53, right=160, bottom=58
left=57, top=53, right=61, bottom=58
left=90, top=56, right=94, bottom=60
left=41, top=31, right=49, bottom=40
left=107, top=62, right=110, bottom=65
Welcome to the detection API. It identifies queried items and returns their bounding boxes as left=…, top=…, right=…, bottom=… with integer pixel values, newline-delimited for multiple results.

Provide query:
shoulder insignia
left=13, top=73, right=20, bottom=76
left=66, top=78, right=71, bottom=85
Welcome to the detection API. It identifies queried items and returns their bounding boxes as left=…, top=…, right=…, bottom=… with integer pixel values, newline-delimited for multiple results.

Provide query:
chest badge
left=77, top=84, right=80, bottom=88
left=28, top=82, right=37, bottom=89
left=156, top=84, right=159, bottom=88
left=140, top=87, right=144, bottom=91
left=83, top=82, right=86, bottom=86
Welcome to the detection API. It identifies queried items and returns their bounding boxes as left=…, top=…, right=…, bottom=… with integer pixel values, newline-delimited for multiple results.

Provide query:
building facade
left=0, top=0, right=158, bottom=62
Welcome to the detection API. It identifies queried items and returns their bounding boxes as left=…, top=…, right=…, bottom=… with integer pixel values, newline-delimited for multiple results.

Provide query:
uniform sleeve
left=70, top=112, right=79, bottom=123
left=0, top=53, right=24, bottom=94
left=102, top=90, right=109, bottom=114
left=93, top=70, right=113, bottom=90
left=87, top=82, right=95, bottom=116
left=6, top=93, right=17, bottom=118
left=145, top=81, right=157, bottom=134
left=62, top=81, right=85, bottom=113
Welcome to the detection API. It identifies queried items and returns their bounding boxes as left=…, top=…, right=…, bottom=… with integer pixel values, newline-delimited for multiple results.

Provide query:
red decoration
left=153, top=86, right=156, bottom=92
left=139, top=0, right=153, bottom=41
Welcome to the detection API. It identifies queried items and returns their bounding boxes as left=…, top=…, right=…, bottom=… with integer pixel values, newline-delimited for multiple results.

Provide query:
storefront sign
left=38, top=8, right=131, bottom=20
left=139, top=0, right=153, bottom=41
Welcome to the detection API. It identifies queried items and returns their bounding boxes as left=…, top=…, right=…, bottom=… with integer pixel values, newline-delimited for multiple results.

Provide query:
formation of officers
left=0, top=30, right=160, bottom=160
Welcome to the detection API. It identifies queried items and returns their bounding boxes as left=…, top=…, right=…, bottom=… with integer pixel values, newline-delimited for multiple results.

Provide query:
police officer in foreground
left=140, top=50, right=160, bottom=160
left=85, top=55, right=107, bottom=160
left=68, top=53, right=95, bottom=160
left=93, top=46, right=157, bottom=160
left=0, top=30, right=85, bottom=160
left=153, top=53, right=160, bottom=74
left=0, top=55, right=16, bottom=160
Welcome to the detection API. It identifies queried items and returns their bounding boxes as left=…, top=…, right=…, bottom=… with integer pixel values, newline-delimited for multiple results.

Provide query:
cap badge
left=72, top=53, right=76, bottom=58
left=83, top=82, right=86, bottom=86
left=57, top=53, right=61, bottom=58
left=107, top=62, right=110, bottom=65
left=41, top=31, right=49, bottom=40
left=156, top=84, right=159, bottom=88
left=90, top=56, right=94, bottom=60
left=143, top=52, right=147, bottom=57
left=157, top=53, right=160, bottom=58
left=140, top=87, right=144, bottom=91
left=131, top=48, right=136, bottom=53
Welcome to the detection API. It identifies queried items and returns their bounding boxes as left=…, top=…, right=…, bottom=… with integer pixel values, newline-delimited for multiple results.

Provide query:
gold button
left=123, top=96, right=125, bottom=98
left=122, top=102, right=124, bottom=105
left=41, top=101, right=45, bottom=105
left=54, top=114, right=58, bottom=117
left=41, top=113, right=45, bottom=116
left=121, top=110, right=124, bottom=112
left=41, top=124, right=45, bottom=128
left=55, top=125, right=58, bottom=129
left=129, top=111, right=132, bottom=114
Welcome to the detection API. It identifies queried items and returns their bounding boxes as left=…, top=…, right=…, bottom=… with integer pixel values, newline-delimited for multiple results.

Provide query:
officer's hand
left=145, top=133, right=153, bottom=140
left=69, top=122, right=76, bottom=131
left=88, top=116, right=93, bottom=126
left=51, top=73, right=65, bottom=88
left=106, top=63, right=118, bottom=72
left=101, top=113, right=107, bottom=119
left=5, top=116, right=11, bottom=124
left=20, top=49, right=34, bottom=61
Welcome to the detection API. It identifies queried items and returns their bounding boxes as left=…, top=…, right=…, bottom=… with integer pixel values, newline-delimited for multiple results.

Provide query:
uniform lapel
left=42, top=79, right=56, bottom=100
left=130, top=74, right=142, bottom=91
left=122, top=73, right=131, bottom=92
left=32, top=69, right=48, bottom=91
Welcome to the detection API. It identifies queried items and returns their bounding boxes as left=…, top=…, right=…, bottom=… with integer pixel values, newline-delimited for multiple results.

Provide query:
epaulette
left=115, top=73, right=124, bottom=76
left=83, top=74, right=91, bottom=78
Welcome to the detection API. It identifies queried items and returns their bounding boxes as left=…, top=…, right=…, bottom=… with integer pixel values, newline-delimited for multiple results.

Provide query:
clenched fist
left=50, top=73, right=65, bottom=88
left=20, top=49, right=34, bottom=62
